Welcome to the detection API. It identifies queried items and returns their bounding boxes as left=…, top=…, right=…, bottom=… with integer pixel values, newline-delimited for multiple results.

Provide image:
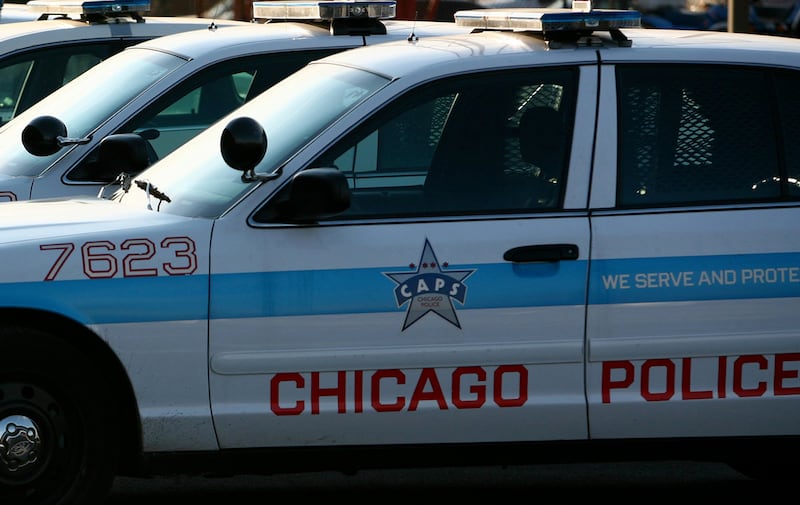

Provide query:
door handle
left=503, top=244, right=579, bottom=263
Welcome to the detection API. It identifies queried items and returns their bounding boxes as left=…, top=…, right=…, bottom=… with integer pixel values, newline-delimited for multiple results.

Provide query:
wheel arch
left=0, top=307, right=144, bottom=476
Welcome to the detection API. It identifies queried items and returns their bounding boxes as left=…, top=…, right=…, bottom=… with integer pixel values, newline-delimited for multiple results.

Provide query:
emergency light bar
left=253, top=0, right=396, bottom=21
left=454, top=1, right=640, bottom=33
left=26, top=0, right=150, bottom=17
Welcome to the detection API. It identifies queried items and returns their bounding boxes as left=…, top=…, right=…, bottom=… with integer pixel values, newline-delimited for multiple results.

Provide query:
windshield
left=116, top=62, right=390, bottom=219
left=0, top=48, right=186, bottom=178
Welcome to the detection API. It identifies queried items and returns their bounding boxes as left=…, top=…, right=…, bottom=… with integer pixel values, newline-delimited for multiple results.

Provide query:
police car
left=0, top=0, right=472, bottom=204
left=3, top=2, right=800, bottom=504
left=0, top=0, right=249, bottom=126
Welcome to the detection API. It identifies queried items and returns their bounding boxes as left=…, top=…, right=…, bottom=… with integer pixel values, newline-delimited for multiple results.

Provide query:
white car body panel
left=0, top=197, right=217, bottom=449
left=208, top=215, right=591, bottom=447
left=0, top=171, right=32, bottom=201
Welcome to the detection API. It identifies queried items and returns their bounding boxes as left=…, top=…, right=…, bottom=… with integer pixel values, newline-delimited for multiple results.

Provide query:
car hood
left=0, top=197, right=204, bottom=244
left=0, top=197, right=212, bottom=324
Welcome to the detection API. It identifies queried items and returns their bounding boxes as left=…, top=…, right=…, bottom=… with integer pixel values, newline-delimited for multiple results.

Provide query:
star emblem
left=384, top=239, right=475, bottom=330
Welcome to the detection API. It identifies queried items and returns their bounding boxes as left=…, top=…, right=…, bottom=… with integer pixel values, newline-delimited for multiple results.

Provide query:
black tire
left=0, top=327, right=118, bottom=505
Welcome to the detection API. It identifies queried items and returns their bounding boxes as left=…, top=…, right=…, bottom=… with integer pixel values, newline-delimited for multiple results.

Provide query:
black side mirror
left=220, top=117, right=267, bottom=175
left=93, top=133, right=152, bottom=182
left=257, top=168, right=351, bottom=224
left=21, top=116, right=68, bottom=156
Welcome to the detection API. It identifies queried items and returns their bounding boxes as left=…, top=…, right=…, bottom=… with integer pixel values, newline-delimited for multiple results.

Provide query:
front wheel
left=0, top=327, right=118, bottom=505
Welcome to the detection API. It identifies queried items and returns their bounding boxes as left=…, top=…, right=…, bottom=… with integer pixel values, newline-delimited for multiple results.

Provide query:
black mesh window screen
left=775, top=71, right=800, bottom=198
left=616, top=65, right=783, bottom=207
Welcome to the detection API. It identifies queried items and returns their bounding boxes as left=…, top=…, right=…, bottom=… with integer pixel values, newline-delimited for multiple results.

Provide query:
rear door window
left=616, top=64, right=798, bottom=207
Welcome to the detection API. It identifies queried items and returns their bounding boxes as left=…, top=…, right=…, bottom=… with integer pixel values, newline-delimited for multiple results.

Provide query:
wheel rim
left=0, top=382, right=65, bottom=487
left=1, top=415, right=42, bottom=474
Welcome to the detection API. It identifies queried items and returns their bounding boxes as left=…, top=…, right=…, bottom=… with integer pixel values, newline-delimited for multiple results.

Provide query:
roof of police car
left=126, top=18, right=473, bottom=60
left=0, top=14, right=247, bottom=48
left=309, top=24, right=800, bottom=77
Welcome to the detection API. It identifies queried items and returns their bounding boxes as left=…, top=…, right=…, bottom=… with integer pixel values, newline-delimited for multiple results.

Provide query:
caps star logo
left=384, top=239, right=475, bottom=330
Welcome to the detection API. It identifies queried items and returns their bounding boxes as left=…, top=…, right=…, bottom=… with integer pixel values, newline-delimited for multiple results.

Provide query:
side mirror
left=258, top=168, right=351, bottom=224
left=220, top=117, right=267, bottom=180
left=21, top=116, right=67, bottom=156
left=22, top=115, right=91, bottom=156
left=94, top=133, right=152, bottom=182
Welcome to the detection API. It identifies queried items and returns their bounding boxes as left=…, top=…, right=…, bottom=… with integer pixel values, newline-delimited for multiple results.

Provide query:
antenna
left=408, top=8, right=418, bottom=41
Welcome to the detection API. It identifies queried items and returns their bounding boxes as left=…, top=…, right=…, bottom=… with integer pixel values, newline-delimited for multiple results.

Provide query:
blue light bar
left=253, top=1, right=396, bottom=21
left=26, top=0, right=151, bottom=16
left=454, top=6, right=641, bottom=32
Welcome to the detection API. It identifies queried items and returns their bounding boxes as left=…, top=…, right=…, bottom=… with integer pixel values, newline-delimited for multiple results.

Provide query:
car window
left=116, top=61, right=391, bottom=219
left=67, top=50, right=340, bottom=183
left=0, top=48, right=185, bottom=179
left=302, top=67, right=578, bottom=219
left=616, top=64, right=800, bottom=207
left=775, top=70, right=800, bottom=198
left=0, top=60, right=29, bottom=124
left=0, top=41, right=131, bottom=125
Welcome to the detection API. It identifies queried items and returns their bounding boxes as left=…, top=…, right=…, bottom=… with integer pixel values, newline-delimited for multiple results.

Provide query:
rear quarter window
left=616, top=64, right=799, bottom=207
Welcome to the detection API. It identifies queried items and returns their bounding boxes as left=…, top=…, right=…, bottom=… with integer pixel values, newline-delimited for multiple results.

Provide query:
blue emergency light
left=454, top=1, right=641, bottom=33
left=26, top=0, right=151, bottom=16
left=253, top=0, right=396, bottom=21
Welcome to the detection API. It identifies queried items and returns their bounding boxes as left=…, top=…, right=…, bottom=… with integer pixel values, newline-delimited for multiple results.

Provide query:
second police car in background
left=2, top=2, right=800, bottom=504
left=0, top=0, right=248, bottom=125
left=0, top=0, right=472, bottom=203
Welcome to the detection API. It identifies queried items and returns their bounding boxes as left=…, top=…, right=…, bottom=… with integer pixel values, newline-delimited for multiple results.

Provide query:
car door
left=587, top=63, right=800, bottom=439
left=208, top=65, right=596, bottom=449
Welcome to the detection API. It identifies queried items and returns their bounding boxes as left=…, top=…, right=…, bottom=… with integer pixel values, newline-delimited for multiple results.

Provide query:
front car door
left=209, top=65, right=598, bottom=449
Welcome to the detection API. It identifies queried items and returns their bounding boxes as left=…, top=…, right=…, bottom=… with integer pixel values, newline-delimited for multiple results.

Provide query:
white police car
left=0, top=0, right=248, bottom=126
left=2, top=2, right=800, bottom=504
left=0, top=0, right=472, bottom=204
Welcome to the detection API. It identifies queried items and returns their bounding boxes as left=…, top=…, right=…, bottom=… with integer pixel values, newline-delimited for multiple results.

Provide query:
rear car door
left=208, top=64, right=597, bottom=448
left=587, top=63, right=800, bottom=439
